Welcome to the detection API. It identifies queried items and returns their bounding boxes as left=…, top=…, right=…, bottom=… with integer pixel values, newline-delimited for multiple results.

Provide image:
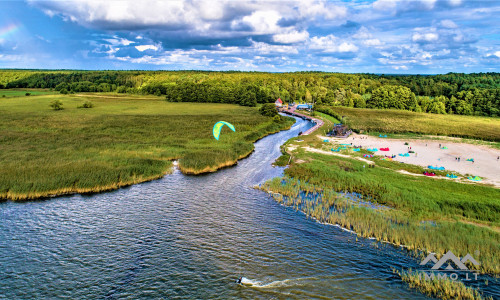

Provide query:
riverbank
left=260, top=110, right=500, bottom=299
left=0, top=93, right=294, bottom=201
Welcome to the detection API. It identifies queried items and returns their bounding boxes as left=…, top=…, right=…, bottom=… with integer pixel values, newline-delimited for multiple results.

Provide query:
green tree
left=259, top=103, right=278, bottom=117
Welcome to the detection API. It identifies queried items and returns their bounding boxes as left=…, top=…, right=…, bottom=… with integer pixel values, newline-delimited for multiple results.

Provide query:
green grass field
left=0, top=93, right=293, bottom=200
left=0, top=89, right=57, bottom=97
left=319, top=106, right=500, bottom=142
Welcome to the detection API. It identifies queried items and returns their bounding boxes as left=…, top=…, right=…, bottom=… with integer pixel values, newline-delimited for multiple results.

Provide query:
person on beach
left=236, top=277, right=242, bottom=284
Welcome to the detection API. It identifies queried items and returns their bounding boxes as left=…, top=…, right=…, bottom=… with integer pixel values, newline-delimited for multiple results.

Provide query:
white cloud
left=272, top=30, right=309, bottom=44
left=486, top=51, right=500, bottom=58
left=309, top=35, right=358, bottom=52
left=363, top=39, right=383, bottom=46
left=239, top=10, right=282, bottom=34
left=251, top=41, right=299, bottom=54
left=440, top=19, right=458, bottom=29
left=353, top=27, right=372, bottom=39
left=104, top=37, right=135, bottom=46
left=135, top=44, right=159, bottom=52
left=412, top=32, right=439, bottom=42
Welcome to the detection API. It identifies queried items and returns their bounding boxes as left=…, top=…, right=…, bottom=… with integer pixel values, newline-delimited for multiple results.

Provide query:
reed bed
left=394, top=269, right=492, bottom=300
left=0, top=94, right=293, bottom=200
left=259, top=151, right=500, bottom=275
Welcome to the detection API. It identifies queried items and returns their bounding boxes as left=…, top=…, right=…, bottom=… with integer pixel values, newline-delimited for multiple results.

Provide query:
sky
left=0, top=0, right=499, bottom=73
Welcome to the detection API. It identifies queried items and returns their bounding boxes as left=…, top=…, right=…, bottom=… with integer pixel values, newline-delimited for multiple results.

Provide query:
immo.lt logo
left=419, top=250, right=480, bottom=281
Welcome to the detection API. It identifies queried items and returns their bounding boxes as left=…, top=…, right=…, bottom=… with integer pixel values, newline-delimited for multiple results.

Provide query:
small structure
left=296, top=104, right=312, bottom=110
left=328, top=123, right=351, bottom=138
left=275, top=98, right=283, bottom=107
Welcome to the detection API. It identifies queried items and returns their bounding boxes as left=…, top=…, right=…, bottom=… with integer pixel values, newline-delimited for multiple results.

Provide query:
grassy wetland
left=0, top=92, right=293, bottom=201
left=261, top=109, right=500, bottom=299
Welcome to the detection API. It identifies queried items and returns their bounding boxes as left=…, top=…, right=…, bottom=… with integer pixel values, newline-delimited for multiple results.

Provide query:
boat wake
left=239, top=276, right=317, bottom=289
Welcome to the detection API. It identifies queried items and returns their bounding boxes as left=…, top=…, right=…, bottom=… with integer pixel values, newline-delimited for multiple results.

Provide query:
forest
left=1, top=70, right=499, bottom=116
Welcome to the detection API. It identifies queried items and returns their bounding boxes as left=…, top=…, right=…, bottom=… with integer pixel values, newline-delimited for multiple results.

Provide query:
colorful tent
left=446, top=174, right=458, bottom=178
left=398, top=153, right=410, bottom=157
left=380, top=147, right=390, bottom=151
left=367, top=148, right=378, bottom=152
left=352, top=148, right=360, bottom=152
left=379, top=134, right=387, bottom=138
left=428, top=165, right=445, bottom=171
left=468, top=176, right=482, bottom=181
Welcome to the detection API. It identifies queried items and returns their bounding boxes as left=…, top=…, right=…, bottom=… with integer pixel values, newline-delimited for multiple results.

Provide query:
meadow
left=0, top=89, right=57, bottom=97
left=0, top=92, right=293, bottom=200
left=317, top=106, right=500, bottom=142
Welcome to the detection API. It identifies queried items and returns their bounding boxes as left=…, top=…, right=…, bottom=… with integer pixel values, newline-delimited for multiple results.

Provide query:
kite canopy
left=213, top=121, right=236, bottom=140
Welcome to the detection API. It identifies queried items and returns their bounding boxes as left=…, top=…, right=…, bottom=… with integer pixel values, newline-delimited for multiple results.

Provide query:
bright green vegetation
left=394, top=269, right=492, bottom=300
left=1, top=70, right=498, bottom=116
left=261, top=150, right=500, bottom=274
left=0, top=93, right=293, bottom=201
left=314, top=111, right=340, bottom=124
left=318, top=106, right=500, bottom=141
left=0, top=89, right=56, bottom=97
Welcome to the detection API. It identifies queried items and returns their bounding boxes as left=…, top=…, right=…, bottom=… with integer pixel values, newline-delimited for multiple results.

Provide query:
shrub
left=60, top=88, right=68, bottom=94
left=25, top=92, right=31, bottom=96
left=259, top=103, right=278, bottom=117
left=77, top=100, right=94, bottom=109
left=50, top=99, right=63, bottom=110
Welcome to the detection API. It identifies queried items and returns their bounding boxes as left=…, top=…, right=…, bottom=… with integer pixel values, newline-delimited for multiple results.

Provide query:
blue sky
left=0, top=0, right=499, bottom=73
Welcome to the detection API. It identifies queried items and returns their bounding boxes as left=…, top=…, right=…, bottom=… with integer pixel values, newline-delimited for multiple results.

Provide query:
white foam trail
left=240, top=277, right=317, bottom=289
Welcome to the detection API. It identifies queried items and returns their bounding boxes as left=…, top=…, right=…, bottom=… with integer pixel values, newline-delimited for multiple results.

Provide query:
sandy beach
left=323, top=133, right=500, bottom=187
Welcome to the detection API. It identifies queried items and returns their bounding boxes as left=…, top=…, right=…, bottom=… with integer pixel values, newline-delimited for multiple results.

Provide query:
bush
left=77, top=100, right=94, bottom=109
left=259, top=103, right=278, bottom=117
left=60, top=88, right=68, bottom=94
left=50, top=99, right=63, bottom=110
left=25, top=92, right=31, bottom=96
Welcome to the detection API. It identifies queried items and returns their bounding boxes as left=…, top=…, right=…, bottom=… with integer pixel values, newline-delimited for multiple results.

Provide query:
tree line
left=1, top=70, right=498, bottom=116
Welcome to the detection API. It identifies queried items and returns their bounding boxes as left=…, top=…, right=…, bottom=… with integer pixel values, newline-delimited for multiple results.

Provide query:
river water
left=0, top=117, right=497, bottom=299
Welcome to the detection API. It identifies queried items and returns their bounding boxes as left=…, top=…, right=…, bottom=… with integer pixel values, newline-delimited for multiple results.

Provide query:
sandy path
left=304, top=147, right=375, bottom=165
left=323, top=134, right=500, bottom=187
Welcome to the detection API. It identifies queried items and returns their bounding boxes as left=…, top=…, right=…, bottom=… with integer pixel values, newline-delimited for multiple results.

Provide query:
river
left=0, top=117, right=497, bottom=299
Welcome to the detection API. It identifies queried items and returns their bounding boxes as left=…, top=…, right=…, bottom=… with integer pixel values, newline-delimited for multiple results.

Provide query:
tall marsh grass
left=259, top=152, right=500, bottom=275
left=0, top=94, right=294, bottom=200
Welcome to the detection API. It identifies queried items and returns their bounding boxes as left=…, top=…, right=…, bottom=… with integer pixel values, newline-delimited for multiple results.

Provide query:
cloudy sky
left=0, top=0, right=499, bottom=73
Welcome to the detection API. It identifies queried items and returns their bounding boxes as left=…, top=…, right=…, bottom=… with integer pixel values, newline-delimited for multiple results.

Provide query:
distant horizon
left=1, top=0, right=499, bottom=73
left=1, top=68, right=499, bottom=76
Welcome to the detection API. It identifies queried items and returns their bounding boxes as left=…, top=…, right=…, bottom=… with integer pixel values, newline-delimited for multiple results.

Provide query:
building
left=296, top=104, right=312, bottom=110
left=275, top=98, right=283, bottom=107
